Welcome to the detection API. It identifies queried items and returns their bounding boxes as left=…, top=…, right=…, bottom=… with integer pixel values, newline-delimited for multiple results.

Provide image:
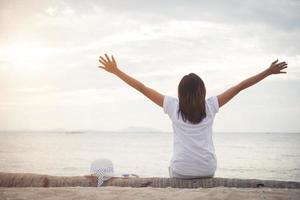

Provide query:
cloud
left=0, top=0, right=299, bottom=131
left=84, top=0, right=300, bottom=28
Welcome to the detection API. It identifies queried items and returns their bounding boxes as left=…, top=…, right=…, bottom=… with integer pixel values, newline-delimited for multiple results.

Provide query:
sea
left=0, top=130, right=299, bottom=182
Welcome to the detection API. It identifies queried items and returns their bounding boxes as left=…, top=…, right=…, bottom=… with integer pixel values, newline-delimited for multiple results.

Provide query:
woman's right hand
left=217, top=59, right=288, bottom=108
left=267, top=59, right=288, bottom=75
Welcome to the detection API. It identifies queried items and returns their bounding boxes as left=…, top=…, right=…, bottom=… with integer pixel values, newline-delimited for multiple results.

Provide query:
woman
left=98, top=54, right=288, bottom=179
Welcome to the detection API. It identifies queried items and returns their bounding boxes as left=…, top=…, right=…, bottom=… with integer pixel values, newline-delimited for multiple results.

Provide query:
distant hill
left=117, top=126, right=164, bottom=133
left=0, top=127, right=168, bottom=134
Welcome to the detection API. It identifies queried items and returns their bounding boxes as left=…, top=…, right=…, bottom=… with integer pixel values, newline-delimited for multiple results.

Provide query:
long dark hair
left=177, top=73, right=206, bottom=124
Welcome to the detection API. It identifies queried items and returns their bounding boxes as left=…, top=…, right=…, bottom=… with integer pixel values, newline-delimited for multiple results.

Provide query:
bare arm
left=217, top=60, right=288, bottom=108
left=98, top=54, right=164, bottom=107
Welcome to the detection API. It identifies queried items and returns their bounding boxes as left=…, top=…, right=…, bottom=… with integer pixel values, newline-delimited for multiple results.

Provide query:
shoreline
left=1, top=186, right=300, bottom=200
left=1, top=172, right=299, bottom=199
left=0, top=172, right=299, bottom=188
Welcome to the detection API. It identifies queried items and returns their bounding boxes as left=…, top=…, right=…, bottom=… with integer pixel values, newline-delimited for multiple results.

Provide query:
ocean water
left=0, top=131, right=299, bottom=182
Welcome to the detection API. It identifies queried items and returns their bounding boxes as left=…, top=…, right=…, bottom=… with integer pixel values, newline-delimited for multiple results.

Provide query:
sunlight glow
left=0, top=44, right=57, bottom=68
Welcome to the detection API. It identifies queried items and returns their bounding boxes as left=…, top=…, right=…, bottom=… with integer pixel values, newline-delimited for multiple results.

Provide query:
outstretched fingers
left=272, top=59, right=279, bottom=65
left=99, top=56, right=107, bottom=66
left=98, top=53, right=119, bottom=74
left=277, top=61, right=287, bottom=67
left=276, top=61, right=288, bottom=74
left=105, top=54, right=111, bottom=62
left=99, top=56, right=107, bottom=64
left=276, top=62, right=288, bottom=70
left=111, top=55, right=116, bottom=63
left=279, top=65, right=288, bottom=73
left=99, top=59, right=106, bottom=66
left=279, top=71, right=287, bottom=74
left=268, top=59, right=288, bottom=75
left=99, top=54, right=115, bottom=64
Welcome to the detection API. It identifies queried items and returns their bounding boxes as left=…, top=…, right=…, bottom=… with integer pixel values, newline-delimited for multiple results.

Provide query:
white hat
left=90, top=158, right=119, bottom=187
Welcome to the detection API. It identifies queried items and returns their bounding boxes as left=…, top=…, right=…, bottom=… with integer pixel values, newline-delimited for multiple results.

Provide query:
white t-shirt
left=163, top=95, right=219, bottom=176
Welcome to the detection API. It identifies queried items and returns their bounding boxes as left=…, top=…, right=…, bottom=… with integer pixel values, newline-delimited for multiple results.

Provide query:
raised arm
left=98, top=54, right=164, bottom=107
left=217, top=60, right=288, bottom=108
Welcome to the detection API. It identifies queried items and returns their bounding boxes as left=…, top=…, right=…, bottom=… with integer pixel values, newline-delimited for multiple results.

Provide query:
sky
left=0, top=0, right=300, bottom=132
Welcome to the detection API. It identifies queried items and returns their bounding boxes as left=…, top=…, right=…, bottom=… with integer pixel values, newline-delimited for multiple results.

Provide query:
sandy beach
left=1, top=186, right=300, bottom=200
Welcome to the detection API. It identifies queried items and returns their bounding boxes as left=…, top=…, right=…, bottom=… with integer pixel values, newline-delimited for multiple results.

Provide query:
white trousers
left=168, top=166, right=214, bottom=179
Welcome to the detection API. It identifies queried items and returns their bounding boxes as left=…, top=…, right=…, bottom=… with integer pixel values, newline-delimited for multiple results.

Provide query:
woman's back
left=164, top=95, right=219, bottom=176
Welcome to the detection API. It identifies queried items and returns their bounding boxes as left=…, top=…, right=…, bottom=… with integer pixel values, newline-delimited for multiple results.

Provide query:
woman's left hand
left=98, top=54, right=119, bottom=74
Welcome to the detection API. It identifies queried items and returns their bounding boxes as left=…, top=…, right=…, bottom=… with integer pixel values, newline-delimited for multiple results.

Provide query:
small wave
left=64, top=131, right=85, bottom=134
left=62, top=167, right=78, bottom=171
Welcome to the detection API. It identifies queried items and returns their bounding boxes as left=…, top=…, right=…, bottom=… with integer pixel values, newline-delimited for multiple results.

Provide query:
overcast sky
left=0, top=0, right=299, bottom=132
